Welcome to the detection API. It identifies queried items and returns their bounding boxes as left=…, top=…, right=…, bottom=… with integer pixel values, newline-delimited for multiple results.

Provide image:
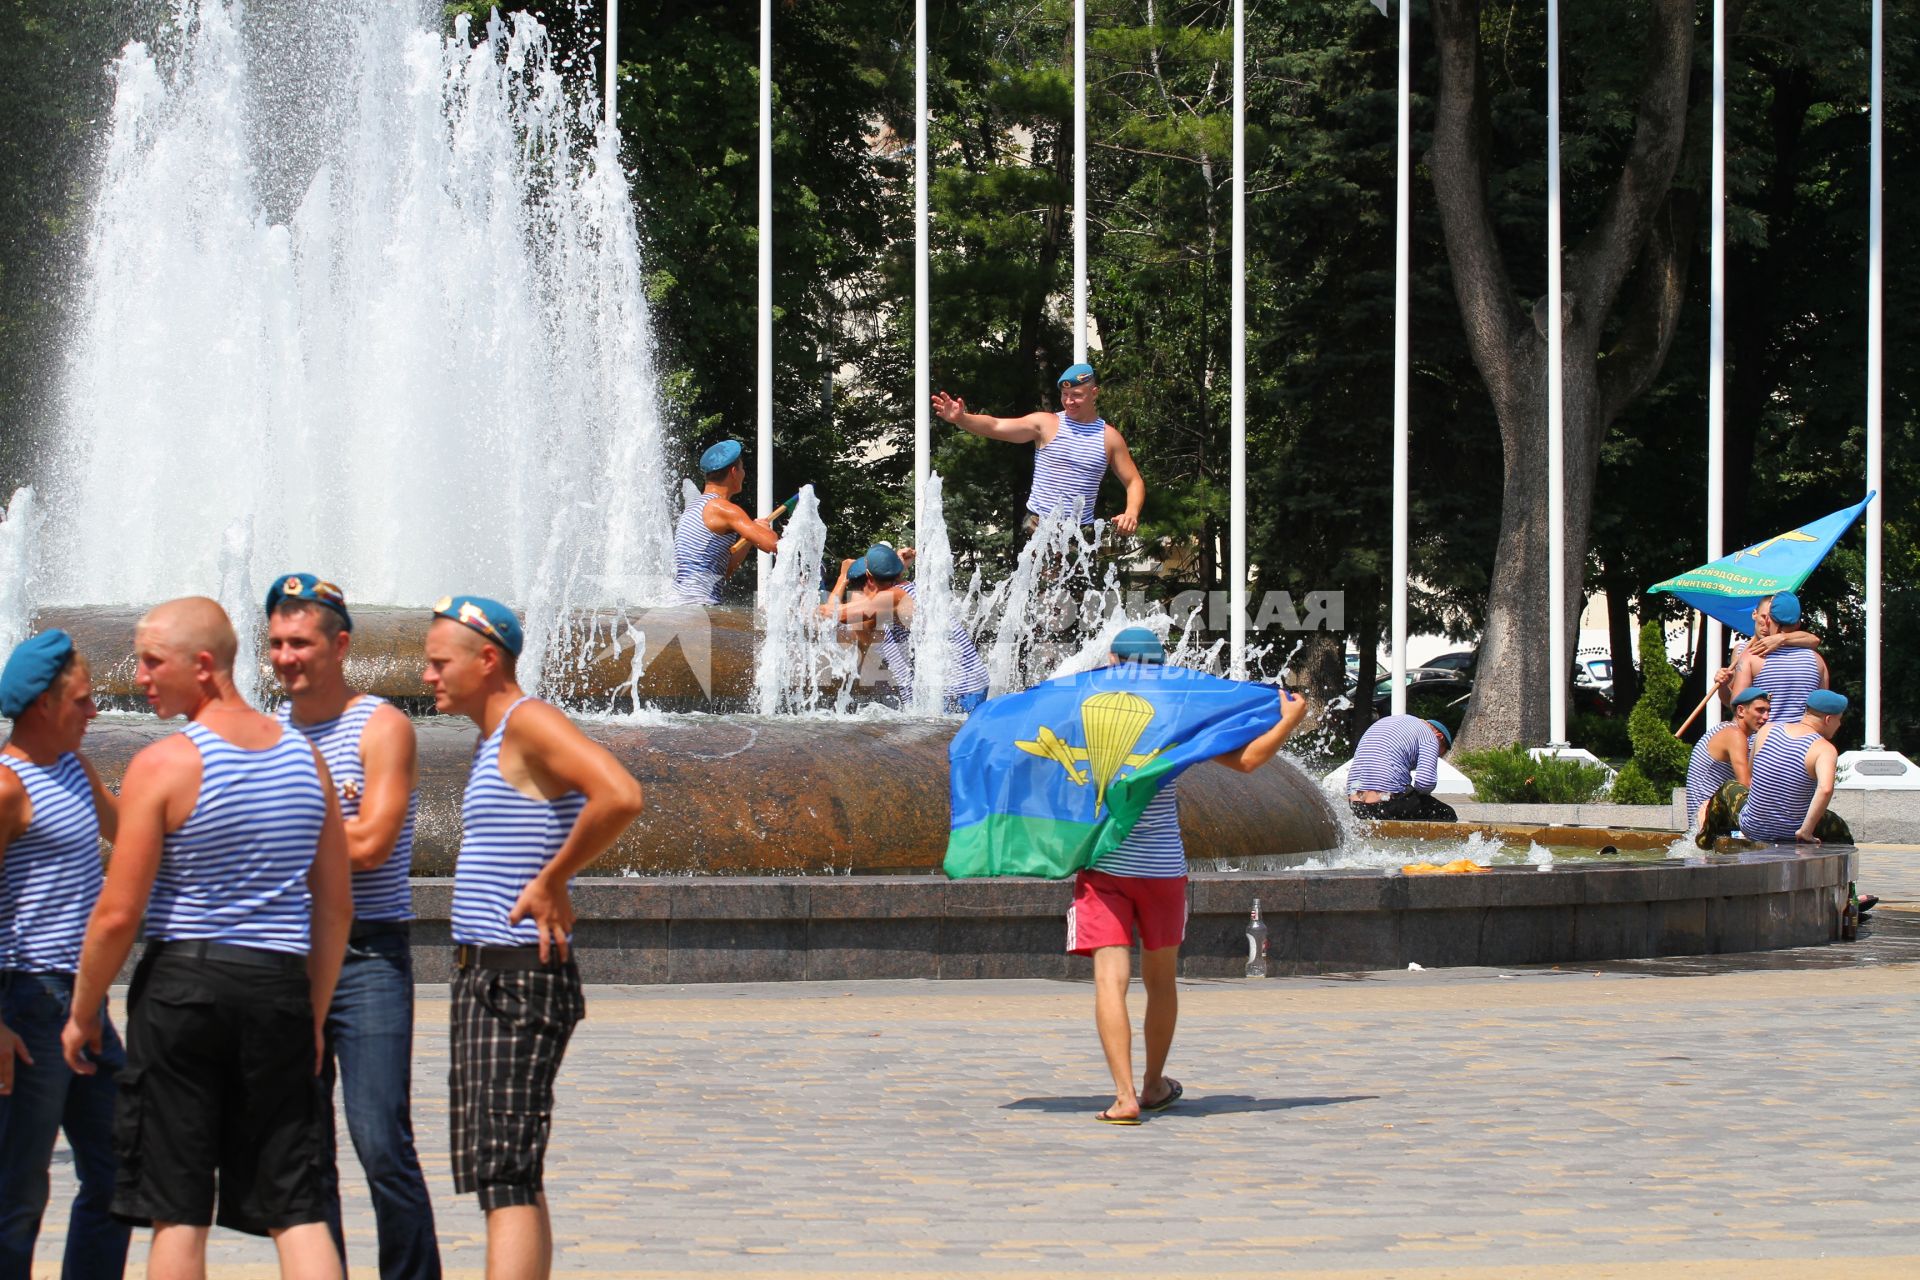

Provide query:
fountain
left=4, top=0, right=1849, bottom=980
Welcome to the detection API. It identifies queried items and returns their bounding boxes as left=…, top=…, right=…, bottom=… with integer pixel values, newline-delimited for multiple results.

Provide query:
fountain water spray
left=0, top=488, right=43, bottom=670
left=753, top=488, right=857, bottom=715
left=44, top=1, right=671, bottom=669
left=906, top=473, right=958, bottom=716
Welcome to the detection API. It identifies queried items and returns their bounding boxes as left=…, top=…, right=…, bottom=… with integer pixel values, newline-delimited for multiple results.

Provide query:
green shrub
left=1452, top=743, right=1612, bottom=804
left=1625, top=620, right=1688, bottom=790
left=1570, top=710, right=1631, bottom=760
left=1608, top=762, right=1666, bottom=806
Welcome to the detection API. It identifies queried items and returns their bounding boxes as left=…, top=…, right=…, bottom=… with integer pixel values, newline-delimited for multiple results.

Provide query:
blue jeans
left=0, top=971, right=129, bottom=1280
left=321, top=932, right=440, bottom=1280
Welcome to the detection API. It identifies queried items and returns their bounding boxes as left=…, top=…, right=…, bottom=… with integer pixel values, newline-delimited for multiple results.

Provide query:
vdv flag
left=944, top=664, right=1282, bottom=880
left=1648, top=493, right=1875, bottom=634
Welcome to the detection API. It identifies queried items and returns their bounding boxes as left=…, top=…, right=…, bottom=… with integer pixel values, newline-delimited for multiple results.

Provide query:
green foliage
left=1626, top=621, right=1689, bottom=790
left=1608, top=763, right=1667, bottom=807
left=1569, top=712, right=1631, bottom=762
left=1452, top=745, right=1612, bottom=806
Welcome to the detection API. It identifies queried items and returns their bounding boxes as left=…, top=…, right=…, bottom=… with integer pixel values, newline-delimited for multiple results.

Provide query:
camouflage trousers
left=1694, top=779, right=1854, bottom=850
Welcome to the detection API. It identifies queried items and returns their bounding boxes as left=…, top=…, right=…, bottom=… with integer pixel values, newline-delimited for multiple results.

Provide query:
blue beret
left=699, top=440, right=743, bottom=474
left=1426, top=718, right=1453, bottom=747
left=265, top=572, right=352, bottom=631
left=1110, top=625, right=1165, bottom=663
left=432, top=595, right=524, bottom=658
left=1731, top=686, right=1770, bottom=707
left=864, top=544, right=905, bottom=579
left=0, top=630, right=76, bottom=718
left=1806, top=689, right=1848, bottom=715
left=1057, top=362, right=1097, bottom=387
left=846, top=557, right=867, bottom=580
left=1770, top=591, right=1802, bottom=625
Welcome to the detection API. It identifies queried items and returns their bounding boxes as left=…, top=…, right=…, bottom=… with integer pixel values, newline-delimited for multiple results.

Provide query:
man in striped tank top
left=1684, top=687, right=1768, bottom=833
left=0, top=630, right=129, bottom=1278
left=422, top=595, right=643, bottom=1279
left=1071, top=629, right=1308, bottom=1124
left=61, top=598, right=352, bottom=1278
left=821, top=544, right=990, bottom=712
left=1711, top=592, right=1821, bottom=710
left=671, top=440, right=780, bottom=605
left=932, top=362, right=1146, bottom=537
left=1727, top=592, right=1828, bottom=726
left=266, top=575, right=440, bottom=1280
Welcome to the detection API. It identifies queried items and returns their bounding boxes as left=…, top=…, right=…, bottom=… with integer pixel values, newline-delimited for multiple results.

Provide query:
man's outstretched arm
left=1212, top=690, right=1311, bottom=773
left=931, top=392, right=1050, bottom=443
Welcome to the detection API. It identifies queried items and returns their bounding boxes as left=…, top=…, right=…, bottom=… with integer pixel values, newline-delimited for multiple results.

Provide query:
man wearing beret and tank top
left=1727, top=591, right=1828, bottom=726
left=421, top=595, right=643, bottom=1280
left=62, top=597, right=352, bottom=1279
left=266, top=574, right=440, bottom=1280
left=0, top=630, right=127, bottom=1278
left=672, top=439, right=781, bottom=605
left=931, top=363, right=1146, bottom=538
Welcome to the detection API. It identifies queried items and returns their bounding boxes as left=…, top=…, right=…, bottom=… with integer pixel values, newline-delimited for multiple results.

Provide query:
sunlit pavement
left=35, top=846, right=1920, bottom=1278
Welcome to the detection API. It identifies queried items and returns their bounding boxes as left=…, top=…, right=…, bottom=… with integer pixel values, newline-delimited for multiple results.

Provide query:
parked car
left=1423, top=650, right=1477, bottom=675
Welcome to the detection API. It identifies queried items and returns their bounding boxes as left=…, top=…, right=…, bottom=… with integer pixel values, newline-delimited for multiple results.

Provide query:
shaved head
left=138, top=596, right=239, bottom=673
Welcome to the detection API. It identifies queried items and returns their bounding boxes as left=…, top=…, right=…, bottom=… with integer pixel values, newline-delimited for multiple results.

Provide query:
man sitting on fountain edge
left=672, top=440, right=780, bottom=605
left=421, top=595, right=644, bottom=1279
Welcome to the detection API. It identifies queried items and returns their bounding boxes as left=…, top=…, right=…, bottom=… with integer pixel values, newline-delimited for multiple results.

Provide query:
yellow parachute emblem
left=1730, top=529, right=1818, bottom=562
left=1016, top=691, right=1171, bottom=817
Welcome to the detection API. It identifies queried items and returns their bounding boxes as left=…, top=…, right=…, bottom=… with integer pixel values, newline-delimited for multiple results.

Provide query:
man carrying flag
left=945, top=626, right=1306, bottom=1124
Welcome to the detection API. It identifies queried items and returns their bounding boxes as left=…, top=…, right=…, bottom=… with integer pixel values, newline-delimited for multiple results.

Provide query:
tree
left=1428, top=0, right=1698, bottom=750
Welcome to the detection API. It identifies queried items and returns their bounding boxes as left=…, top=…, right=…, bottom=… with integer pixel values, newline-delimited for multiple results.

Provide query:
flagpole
left=604, top=0, right=618, bottom=130
left=1865, top=0, right=1884, bottom=749
left=914, top=0, right=930, bottom=545
left=1389, top=0, right=1411, bottom=719
left=1705, top=0, right=1725, bottom=734
left=1546, top=0, right=1567, bottom=749
left=1073, top=0, right=1088, bottom=362
left=757, top=0, right=773, bottom=602
left=1229, top=0, right=1246, bottom=680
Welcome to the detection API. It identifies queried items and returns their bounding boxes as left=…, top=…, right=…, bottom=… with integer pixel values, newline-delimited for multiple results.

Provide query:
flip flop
left=1142, top=1079, right=1183, bottom=1113
left=1095, top=1109, right=1143, bottom=1125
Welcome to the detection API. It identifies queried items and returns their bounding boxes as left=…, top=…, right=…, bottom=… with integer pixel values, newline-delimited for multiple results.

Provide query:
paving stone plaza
left=32, top=846, right=1920, bottom=1278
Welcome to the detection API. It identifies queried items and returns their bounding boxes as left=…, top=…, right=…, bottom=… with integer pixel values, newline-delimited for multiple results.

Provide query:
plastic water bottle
left=1246, top=897, right=1268, bottom=978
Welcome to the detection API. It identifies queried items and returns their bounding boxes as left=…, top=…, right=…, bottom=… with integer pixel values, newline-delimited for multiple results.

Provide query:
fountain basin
left=77, top=712, right=1344, bottom=875
left=381, top=846, right=1849, bottom=982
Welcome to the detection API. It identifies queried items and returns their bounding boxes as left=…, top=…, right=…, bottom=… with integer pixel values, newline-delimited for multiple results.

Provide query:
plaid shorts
left=448, top=963, right=585, bottom=1211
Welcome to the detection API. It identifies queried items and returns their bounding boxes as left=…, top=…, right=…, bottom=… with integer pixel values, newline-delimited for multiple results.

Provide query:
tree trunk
left=1428, top=0, right=1696, bottom=751
left=1604, top=564, right=1639, bottom=712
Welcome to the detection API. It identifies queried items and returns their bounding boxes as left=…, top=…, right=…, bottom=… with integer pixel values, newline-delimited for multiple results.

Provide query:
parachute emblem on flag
left=1015, top=691, right=1172, bottom=817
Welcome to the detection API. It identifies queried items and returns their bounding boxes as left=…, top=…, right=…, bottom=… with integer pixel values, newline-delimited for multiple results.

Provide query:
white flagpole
left=1389, top=0, right=1411, bottom=718
left=1230, top=0, right=1247, bottom=680
left=604, top=0, right=618, bottom=130
left=1073, top=0, right=1088, bottom=361
left=757, top=0, right=774, bottom=601
left=915, top=0, right=931, bottom=539
left=1865, top=0, right=1884, bottom=748
left=1705, top=0, right=1725, bottom=733
left=1546, top=0, right=1567, bottom=748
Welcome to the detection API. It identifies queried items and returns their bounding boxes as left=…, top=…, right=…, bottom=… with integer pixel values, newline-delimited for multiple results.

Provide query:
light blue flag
left=1648, top=493, right=1876, bottom=634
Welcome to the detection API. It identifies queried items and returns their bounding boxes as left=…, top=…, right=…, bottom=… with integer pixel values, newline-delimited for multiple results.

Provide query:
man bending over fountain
left=1075, top=628, right=1307, bottom=1123
left=266, top=575, right=441, bottom=1280
left=1346, top=715, right=1457, bottom=823
left=932, top=363, right=1145, bottom=538
left=422, top=596, right=644, bottom=1280
left=672, top=440, right=780, bottom=604
left=62, top=597, right=352, bottom=1280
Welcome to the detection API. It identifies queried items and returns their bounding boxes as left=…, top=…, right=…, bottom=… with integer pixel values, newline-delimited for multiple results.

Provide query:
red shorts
left=1067, top=871, right=1189, bottom=954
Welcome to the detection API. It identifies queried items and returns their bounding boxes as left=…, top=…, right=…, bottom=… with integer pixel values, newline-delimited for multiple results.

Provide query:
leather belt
left=349, top=920, right=412, bottom=942
left=453, top=944, right=568, bottom=972
left=147, top=939, right=306, bottom=974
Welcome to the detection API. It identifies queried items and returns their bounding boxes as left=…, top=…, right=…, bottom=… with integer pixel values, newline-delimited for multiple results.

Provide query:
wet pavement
left=30, top=845, right=1920, bottom=1278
